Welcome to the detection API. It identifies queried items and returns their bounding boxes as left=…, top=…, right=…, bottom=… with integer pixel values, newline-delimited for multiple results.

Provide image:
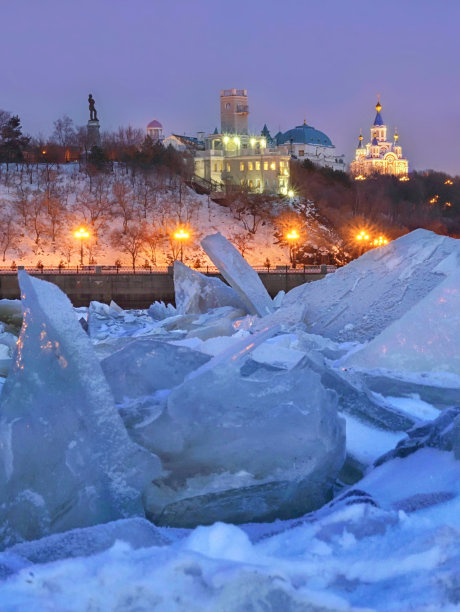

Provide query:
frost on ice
left=0, top=272, right=161, bottom=548
left=201, top=232, right=274, bottom=317
left=173, top=260, right=248, bottom=314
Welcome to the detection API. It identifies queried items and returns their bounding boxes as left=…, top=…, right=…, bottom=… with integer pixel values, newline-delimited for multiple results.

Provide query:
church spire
left=357, top=129, right=363, bottom=148
left=394, top=126, right=399, bottom=143
left=374, top=94, right=384, bottom=126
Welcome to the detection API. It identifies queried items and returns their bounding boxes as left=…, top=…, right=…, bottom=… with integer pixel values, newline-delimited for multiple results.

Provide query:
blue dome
left=276, top=124, right=334, bottom=147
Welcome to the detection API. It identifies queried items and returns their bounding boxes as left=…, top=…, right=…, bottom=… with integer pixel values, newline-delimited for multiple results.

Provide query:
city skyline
left=1, top=0, right=459, bottom=174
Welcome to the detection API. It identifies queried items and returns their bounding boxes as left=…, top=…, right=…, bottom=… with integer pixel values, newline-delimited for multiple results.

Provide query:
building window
left=249, top=180, right=253, bottom=188
left=256, top=161, right=260, bottom=170
left=264, top=162, right=268, bottom=170
left=240, top=162, right=245, bottom=171
left=256, top=179, right=261, bottom=188
left=270, top=162, right=276, bottom=170
left=219, top=163, right=223, bottom=171
left=299, top=150, right=304, bottom=156
left=227, top=163, right=231, bottom=172
left=280, top=161, right=284, bottom=168
left=248, top=161, right=253, bottom=171
left=213, top=163, right=217, bottom=172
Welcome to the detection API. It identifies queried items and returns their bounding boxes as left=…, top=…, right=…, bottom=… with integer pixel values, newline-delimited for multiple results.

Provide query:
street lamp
left=286, top=229, right=300, bottom=267
left=74, top=227, right=89, bottom=266
left=174, top=228, right=190, bottom=262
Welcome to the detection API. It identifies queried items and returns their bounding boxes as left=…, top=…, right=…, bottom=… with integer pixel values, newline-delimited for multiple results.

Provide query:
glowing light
left=173, top=228, right=190, bottom=240
left=429, top=195, right=439, bottom=204
left=355, top=174, right=366, bottom=181
left=286, top=230, right=300, bottom=241
left=250, top=138, right=256, bottom=147
left=41, top=149, right=47, bottom=155
left=287, top=190, right=294, bottom=198
left=233, top=137, right=240, bottom=146
left=261, top=138, right=266, bottom=148
left=445, top=202, right=452, bottom=207
left=399, top=176, right=410, bottom=181
left=444, top=179, right=453, bottom=185
left=223, top=136, right=229, bottom=144
left=74, top=228, right=89, bottom=239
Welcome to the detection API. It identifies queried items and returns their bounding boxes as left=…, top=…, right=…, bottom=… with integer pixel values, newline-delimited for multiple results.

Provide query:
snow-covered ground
left=0, top=228, right=459, bottom=611
left=0, top=163, right=338, bottom=269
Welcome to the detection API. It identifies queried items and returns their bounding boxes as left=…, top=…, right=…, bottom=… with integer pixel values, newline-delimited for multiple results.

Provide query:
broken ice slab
left=143, top=362, right=345, bottom=526
left=174, top=261, right=248, bottom=314
left=0, top=272, right=161, bottom=548
left=342, top=269, right=460, bottom=377
left=101, top=339, right=210, bottom=403
left=0, top=299, right=23, bottom=335
left=147, top=300, right=177, bottom=321
left=257, top=229, right=460, bottom=341
left=201, top=232, right=274, bottom=317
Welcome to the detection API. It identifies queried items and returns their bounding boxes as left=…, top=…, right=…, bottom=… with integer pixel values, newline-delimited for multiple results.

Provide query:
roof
left=147, top=120, right=162, bottom=129
left=276, top=124, right=334, bottom=147
left=373, top=111, right=384, bottom=126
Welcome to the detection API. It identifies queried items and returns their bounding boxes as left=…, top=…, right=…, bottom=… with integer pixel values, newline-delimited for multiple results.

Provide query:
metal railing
left=0, top=265, right=336, bottom=276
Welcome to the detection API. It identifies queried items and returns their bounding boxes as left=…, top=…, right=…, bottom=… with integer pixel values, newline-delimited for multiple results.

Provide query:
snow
left=0, top=229, right=459, bottom=610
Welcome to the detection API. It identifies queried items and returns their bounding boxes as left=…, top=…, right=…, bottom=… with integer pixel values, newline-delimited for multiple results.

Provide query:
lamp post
left=174, top=228, right=190, bottom=262
left=286, top=229, right=300, bottom=267
left=74, top=228, right=89, bottom=266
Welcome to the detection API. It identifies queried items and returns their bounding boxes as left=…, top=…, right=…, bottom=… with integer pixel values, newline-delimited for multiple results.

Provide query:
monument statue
left=88, top=94, right=98, bottom=122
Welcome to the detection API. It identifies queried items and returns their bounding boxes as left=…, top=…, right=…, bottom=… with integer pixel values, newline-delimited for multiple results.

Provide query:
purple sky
left=1, top=0, right=459, bottom=174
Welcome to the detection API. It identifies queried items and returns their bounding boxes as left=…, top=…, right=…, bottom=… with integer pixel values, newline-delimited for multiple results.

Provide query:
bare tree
left=0, top=211, right=20, bottom=261
left=51, top=115, right=76, bottom=147
left=143, top=224, right=165, bottom=266
left=229, top=230, right=254, bottom=257
left=110, top=222, right=148, bottom=270
left=111, top=180, right=134, bottom=233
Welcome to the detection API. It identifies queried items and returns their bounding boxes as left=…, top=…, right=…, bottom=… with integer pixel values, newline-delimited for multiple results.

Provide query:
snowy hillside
left=0, top=163, right=340, bottom=269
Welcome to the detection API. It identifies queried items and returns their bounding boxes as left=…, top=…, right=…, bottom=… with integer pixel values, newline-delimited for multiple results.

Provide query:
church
left=350, top=97, right=409, bottom=177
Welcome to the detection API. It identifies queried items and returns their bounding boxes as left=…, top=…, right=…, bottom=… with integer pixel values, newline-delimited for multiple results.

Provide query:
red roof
left=147, top=119, right=162, bottom=129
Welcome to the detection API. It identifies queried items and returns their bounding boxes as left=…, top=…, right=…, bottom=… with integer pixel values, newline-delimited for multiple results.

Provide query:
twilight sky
left=1, top=0, right=459, bottom=174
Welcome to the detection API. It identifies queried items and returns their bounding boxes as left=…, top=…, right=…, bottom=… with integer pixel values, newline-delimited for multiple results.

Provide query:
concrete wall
left=0, top=271, right=327, bottom=309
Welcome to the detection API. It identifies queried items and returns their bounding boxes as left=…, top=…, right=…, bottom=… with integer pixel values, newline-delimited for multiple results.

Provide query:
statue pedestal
left=87, top=120, right=101, bottom=148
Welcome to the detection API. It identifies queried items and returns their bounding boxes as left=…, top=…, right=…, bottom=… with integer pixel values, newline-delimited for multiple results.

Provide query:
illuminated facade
left=350, top=98, right=409, bottom=177
left=194, top=89, right=290, bottom=195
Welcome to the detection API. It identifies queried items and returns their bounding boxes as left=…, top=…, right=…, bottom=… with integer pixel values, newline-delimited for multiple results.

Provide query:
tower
left=371, top=95, right=387, bottom=142
left=220, top=88, right=249, bottom=134
left=350, top=96, right=409, bottom=177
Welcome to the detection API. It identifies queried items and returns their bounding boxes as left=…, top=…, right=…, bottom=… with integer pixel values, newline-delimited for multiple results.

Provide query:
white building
left=275, top=120, right=345, bottom=171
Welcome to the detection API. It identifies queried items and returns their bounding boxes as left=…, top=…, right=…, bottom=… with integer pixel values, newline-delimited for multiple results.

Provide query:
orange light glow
left=74, top=228, right=89, bottom=239
left=173, top=228, right=190, bottom=240
left=286, top=230, right=300, bottom=241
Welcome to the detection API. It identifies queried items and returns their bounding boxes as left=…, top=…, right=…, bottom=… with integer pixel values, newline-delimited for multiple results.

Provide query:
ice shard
left=101, top=339, right=210, bottom=403
left=342, top=269, right=460, bottom=376
left=174, top=261, right=247, bottom=314
left=201, top=232, right=274, bottom=317
left=144, top=350, right=346, bottom=526
left=257, top=229, right=460, bottom=341
left=0, top=272, right=161, bottom=548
